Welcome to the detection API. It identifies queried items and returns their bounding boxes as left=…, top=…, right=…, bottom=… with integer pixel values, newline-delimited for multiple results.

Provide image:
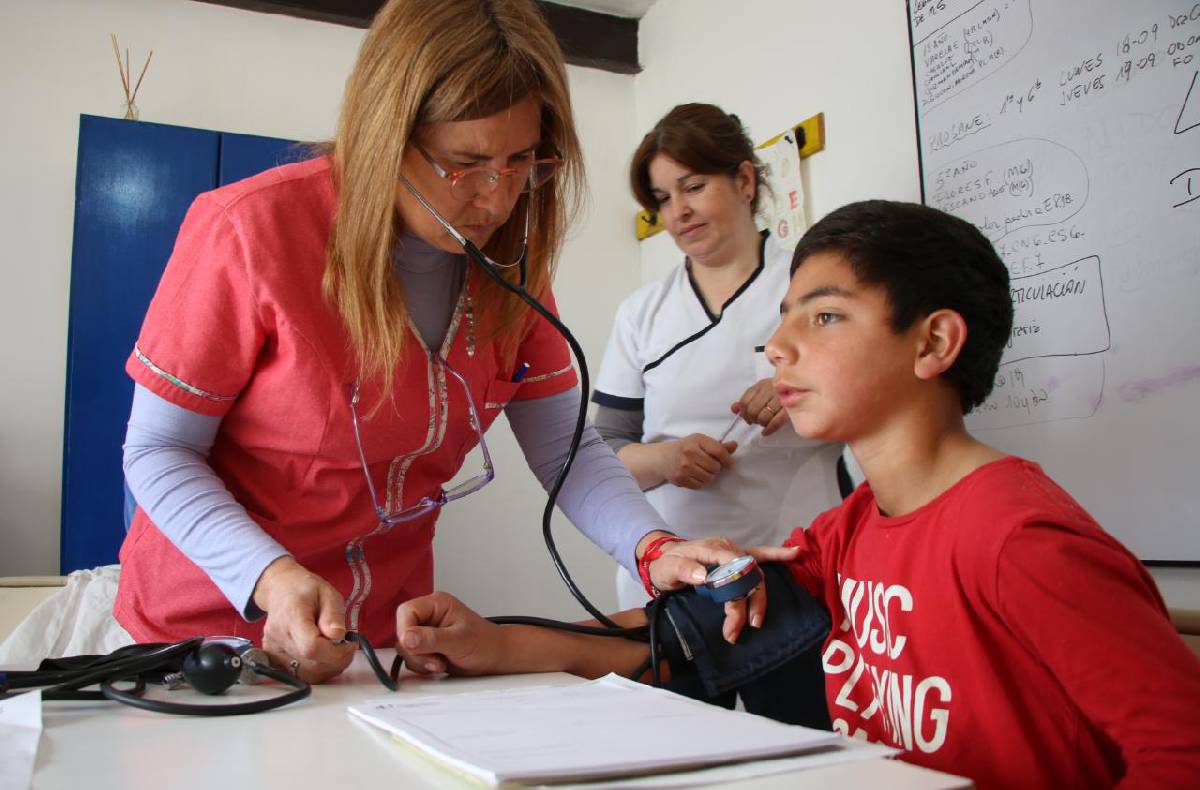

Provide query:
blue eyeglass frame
left=349, top=355, right=495, bottom=526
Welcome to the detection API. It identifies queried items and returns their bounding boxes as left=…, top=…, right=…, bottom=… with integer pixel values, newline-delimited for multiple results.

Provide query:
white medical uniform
left=594, top=233, right=844, bottom=608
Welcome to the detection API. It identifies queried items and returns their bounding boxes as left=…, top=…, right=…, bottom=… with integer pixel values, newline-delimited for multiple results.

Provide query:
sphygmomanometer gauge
left=699, top=555, right=764, bottom=604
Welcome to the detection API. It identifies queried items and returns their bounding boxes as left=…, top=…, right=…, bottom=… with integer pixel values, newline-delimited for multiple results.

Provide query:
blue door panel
left=62, top=116, right=219, bottom=573
left=63, top=116, right=298, bottom=573
left=219, top=132, right=307, bottom=186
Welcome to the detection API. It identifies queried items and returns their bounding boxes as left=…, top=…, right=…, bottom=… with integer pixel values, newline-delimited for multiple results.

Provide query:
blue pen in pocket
left=511, top=362, right=530, bottom=383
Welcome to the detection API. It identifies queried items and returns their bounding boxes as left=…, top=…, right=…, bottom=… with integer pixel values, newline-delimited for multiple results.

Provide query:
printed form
left=0, top=689, right=41, bottom=790
left=348, top=673, right=879, bottom=785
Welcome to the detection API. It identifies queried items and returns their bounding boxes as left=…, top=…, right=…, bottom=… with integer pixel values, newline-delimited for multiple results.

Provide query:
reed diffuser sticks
left=111, top=34, right=153, bottom=120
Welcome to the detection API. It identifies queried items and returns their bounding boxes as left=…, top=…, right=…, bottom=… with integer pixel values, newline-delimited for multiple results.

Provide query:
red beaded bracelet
left=637, top=534, right=687, bottom=598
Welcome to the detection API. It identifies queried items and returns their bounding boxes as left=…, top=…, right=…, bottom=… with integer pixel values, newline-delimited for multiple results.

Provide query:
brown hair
left=324, top=0, right=584, bottom=396
left=629, top=103, right=766, bottom=214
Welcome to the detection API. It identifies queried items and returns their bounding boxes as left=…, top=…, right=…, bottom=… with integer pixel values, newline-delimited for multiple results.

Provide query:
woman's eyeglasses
left=350, top=356, right=494, bottom=526
left=414, top=142, right=562, bottom=201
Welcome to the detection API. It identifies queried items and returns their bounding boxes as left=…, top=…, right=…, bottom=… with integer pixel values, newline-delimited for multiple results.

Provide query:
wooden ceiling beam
left=193, top=1, right=640, bottom=74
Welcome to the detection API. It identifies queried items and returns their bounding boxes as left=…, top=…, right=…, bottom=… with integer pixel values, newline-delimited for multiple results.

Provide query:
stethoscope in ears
left=400, top=173, right=624, bottom=628
left=398, top=176, right=766, bottom=669
left=0, top=632, right=402, bottom=716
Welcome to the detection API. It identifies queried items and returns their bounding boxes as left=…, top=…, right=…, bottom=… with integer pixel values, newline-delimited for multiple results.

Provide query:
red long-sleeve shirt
left=786, top=456, right=1200, bottom=789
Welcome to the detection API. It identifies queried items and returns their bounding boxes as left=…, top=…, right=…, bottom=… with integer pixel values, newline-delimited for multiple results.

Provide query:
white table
left=30, top=653, right=969, bottom=789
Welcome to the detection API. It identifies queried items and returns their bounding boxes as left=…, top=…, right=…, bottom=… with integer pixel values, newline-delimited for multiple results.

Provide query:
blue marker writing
left=512, top=362, right=531, bottom=383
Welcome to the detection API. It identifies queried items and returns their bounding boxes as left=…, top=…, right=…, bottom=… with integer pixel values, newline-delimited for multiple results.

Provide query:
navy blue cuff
left=591, top=390, right=645, bottom=411
left=650, top=563, right=831, bottom=699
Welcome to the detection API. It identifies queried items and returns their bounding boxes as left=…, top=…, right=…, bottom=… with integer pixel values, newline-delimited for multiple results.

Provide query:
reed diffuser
left=111, top=34, right=153, bottom=120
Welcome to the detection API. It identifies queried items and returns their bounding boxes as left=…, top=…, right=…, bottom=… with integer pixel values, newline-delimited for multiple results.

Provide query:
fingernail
left=402, top=631, right=419, bottom=649
left=424, top=661, right=440, bottom=673
left=692, top=570, right=706, bottom=583
left=750, top=613, right=763, bottom=628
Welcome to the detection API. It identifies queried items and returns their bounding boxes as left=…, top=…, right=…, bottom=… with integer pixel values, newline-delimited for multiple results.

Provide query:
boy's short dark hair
left=791, top=200, right=1012, bottom=413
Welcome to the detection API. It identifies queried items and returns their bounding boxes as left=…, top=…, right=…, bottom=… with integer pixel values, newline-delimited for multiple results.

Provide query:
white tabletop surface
left=30, top=652, right=969, bottom=789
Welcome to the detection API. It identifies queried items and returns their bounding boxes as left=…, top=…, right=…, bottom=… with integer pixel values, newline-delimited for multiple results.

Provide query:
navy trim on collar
left=591, top=391, right=645, bottom=411
left=644, top=231, right=769, bottom=375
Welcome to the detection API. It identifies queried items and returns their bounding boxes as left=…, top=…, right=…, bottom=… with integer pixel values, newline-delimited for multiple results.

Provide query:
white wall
left=634, top=0, right=922, bottom=283
left=631, top=0, right=1199, bottom=610
left=0, top=0, right=640, bottom=623
left=1, top=0, right=362, bottom=577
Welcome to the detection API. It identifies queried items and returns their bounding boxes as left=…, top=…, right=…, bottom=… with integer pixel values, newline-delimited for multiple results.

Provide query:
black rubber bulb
left=182, top=642, right=243, bottom=695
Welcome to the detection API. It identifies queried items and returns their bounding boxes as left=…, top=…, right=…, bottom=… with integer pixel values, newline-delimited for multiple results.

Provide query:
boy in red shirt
left=394, top=200, right=1200, bottom=788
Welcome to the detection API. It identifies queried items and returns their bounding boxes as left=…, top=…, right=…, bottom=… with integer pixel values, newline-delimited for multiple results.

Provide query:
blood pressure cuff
left=648, top=562, right=830, bottom=700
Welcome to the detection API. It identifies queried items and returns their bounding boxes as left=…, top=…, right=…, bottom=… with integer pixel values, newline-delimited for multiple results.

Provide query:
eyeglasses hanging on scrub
left=352, top=143, right=564, bottom=527
left=393, top=138, right=625, bottom=626
left=350, top=355, right=494, bottom=526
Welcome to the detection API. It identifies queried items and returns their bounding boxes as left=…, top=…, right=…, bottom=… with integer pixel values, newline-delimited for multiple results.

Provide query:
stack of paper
left=348, top=674, right=845, bottom=785
left=0, top=690, right=42, bottom=790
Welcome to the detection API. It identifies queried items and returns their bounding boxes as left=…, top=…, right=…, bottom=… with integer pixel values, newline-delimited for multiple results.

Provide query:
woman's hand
left=395, top=592, right=505, bottom=676
left=636, top=532, right=799, bottom=643
left=662, top=434, right=738, bottom=489
left=732, top=378, right=790, bottom=437
left=252, top=556, right=356, bottom=683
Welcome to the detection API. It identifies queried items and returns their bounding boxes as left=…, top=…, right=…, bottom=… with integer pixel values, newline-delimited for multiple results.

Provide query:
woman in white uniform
left=593, top=104, right=846, bottom=609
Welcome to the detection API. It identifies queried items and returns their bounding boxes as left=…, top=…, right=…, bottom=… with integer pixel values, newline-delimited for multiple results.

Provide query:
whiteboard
left=907, top=0, right=1200, bottom=560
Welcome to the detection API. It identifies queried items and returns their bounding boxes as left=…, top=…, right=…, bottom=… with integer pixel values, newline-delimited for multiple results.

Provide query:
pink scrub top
left=115, top=157, right=577, bottom=646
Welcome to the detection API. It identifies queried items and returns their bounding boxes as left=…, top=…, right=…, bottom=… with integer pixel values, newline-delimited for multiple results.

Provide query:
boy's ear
left=913, top=309, right=968, bottom=381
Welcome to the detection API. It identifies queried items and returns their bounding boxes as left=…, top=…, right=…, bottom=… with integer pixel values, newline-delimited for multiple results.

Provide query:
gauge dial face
left=705, top=555, right=756, bottom=587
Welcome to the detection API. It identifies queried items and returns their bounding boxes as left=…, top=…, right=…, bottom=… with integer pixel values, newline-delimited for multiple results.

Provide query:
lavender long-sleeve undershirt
left=123, top=385, right=660, bottom=619
left=122, top=235, right=662, bottom=619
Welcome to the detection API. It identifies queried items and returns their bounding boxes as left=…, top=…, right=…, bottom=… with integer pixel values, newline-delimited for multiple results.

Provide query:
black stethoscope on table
left=1, top=637, right=308, bottom=715
left=0, top=632, right=408, bottom=715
